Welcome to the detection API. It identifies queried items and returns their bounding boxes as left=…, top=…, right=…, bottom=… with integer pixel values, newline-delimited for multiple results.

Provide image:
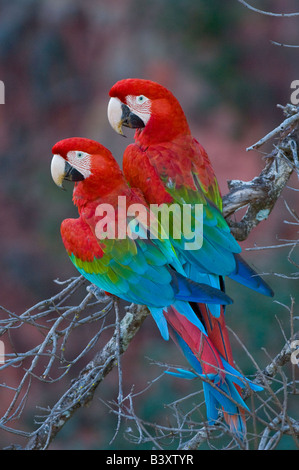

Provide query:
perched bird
left=51, top=137, right=262, bottom=439
left=108, top=79, right=272, bottom=435
left=51, top=137, right=232, bottom=340
left=107, top=78, right=273, bottom=297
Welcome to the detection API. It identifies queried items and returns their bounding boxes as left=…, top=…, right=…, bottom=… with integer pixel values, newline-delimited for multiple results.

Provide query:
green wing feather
left=164, top=182, right=241, bottom=276
left=62, top=214, right=185, bottom=307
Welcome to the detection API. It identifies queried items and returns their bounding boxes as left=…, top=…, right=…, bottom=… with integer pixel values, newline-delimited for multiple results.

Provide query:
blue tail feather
left=149, top=307, right=169, bottom=340
left=171, top=271, right=233, bottom=305
left=229, top=254, right=274, bottom=297
left=166, top=330, right=262, bottom=439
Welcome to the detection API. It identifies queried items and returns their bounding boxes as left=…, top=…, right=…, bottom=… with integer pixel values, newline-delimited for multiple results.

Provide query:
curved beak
left=107, top=97, right=145, bottom=136
left=51, top=154, right=85, bottom=189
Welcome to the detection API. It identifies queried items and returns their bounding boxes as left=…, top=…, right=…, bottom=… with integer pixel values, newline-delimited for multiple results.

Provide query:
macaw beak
left=107, top=97, right=145, bottom=136
left=51, top=154, right=85, bottom=189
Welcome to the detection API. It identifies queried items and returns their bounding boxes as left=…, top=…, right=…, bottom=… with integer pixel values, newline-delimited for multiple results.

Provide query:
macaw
left=51, top=137, right=262, bottom=439
left=107, top=78, right=273, bottom=297
left=107, top=79, right=273, bottom=434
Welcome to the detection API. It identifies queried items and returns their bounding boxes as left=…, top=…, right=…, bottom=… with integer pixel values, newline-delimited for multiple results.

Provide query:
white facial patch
left=66, top=150, right=92, bottom=179
left=126, top=95, right=152, bottom=126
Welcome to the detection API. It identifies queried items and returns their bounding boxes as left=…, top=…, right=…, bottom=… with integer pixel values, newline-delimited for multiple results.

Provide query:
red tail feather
left=164, top=304, right=247, bottom=436
left=198, top=303, right=234, bottom=366
left=164, top=306, right=225, bottom=377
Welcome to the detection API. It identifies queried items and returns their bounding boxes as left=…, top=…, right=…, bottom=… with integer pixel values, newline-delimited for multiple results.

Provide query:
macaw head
left=51, top=137, right=123, bottom=197
left=108, top=79, right=190, bottom=146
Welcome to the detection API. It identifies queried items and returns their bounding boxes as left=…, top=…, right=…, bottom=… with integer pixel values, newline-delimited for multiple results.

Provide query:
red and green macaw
left=51, top=137, right=233, bottom=340
left=107, top=79, right=272, bottom=435
left=51, top=136, right=263, bottom=439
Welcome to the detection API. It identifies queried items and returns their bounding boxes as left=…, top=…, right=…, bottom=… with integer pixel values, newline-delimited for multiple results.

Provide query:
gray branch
left=260, top=331, right=299, bottom=381
left=24, top=303, right=149, bottom=450
left=223, top=104, right=299, bottom=240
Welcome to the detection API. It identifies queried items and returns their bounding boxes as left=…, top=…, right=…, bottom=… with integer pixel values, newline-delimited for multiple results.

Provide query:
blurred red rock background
left=0, top=0, right=298, bottom=449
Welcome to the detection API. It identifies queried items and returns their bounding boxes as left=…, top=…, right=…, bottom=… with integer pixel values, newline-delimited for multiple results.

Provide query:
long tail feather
left=171, top=270, right=233, bottom=305
left=229, top=254, right=274, bottom=297
left=194, top=302, right=234, bottom=365
left=148, top=270, right=234, bottom=340
left=164, top=306, right=262, bottom=439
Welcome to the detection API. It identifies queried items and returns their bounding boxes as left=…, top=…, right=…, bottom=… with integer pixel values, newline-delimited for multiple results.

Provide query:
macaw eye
left=74, top=151, right=90, bottom=159
left=66, top=150, right=89, bottom=161
left=136, top=95, right=147, bottom=104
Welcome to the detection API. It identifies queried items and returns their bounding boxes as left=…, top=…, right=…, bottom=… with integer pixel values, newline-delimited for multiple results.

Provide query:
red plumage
left=109, top=80, right=231, bottom=365
left=109, top=79, right=253, bottom=435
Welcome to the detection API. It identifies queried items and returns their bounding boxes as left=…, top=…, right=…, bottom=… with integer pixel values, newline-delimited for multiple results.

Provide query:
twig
left=261, top=331, right=299, bottom=381
left=24, top=303, right=149, bottom=450
left=271, top=41, right=299, bottom=48
left=245, top=112, right=299, bottom=151
left=237, top=0, right=299, bottom=17
left=223, top=104, right=299, bottom=240
left=109, top=297, right=124, bottom=445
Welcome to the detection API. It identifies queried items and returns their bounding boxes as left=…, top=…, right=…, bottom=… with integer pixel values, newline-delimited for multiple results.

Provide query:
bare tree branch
left=236, top=1, right=299, bottom=48
left=24, top=302, right=149, bottom=450
left=270, top=41, right=299, bottom=49
left=223, top=104, right=299, bottom=240
left=260, top=333, right=299, bottom=382
left=237, top=0, right=299, bottom=17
